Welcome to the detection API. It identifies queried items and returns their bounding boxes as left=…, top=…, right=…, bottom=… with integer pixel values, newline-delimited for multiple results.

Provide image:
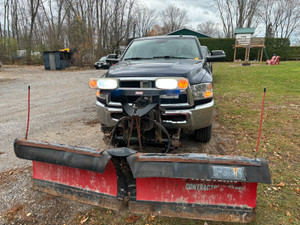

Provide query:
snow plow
left=14, top=35, right=271, bottom=223
left=14, top=137, right=271, bottom=223
left=14, top=138, right=271, bottom=223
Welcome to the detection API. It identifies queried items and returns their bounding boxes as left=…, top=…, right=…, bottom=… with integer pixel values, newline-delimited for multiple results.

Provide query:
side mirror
left=207, top=50, right=226, bottom=62
left=106, top=58, right=120, bottom=65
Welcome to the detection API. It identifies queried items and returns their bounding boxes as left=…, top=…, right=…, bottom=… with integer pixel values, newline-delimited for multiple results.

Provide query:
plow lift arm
left=14, top=86, right=271, bottom=223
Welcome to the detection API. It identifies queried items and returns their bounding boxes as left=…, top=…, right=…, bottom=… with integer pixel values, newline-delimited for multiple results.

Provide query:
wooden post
left=247, top=47, right=251, bottom=61
left=245, top=47, right=248, bottom=62
left=260, top=47, right=264, bottom=62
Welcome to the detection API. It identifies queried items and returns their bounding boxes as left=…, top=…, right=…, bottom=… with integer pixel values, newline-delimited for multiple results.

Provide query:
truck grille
left=110, top=92, right=188, bottom=104
left=107, top=78, right=191, bottom=107
left=119, top=81, right=155, bottom=88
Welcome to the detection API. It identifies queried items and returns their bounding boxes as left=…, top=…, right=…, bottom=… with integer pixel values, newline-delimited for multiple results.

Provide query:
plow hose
left=109, top=116, right=171, bottom=153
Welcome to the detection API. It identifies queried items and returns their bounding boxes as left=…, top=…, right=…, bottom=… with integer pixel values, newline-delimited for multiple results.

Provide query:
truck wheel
left=194, top=124, right=212, bottom=143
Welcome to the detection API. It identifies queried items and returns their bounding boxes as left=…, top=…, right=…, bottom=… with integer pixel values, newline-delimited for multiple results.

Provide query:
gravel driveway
left=0, top=66, right=108, bottom=224
left=0, top=66, right=234, bottom=224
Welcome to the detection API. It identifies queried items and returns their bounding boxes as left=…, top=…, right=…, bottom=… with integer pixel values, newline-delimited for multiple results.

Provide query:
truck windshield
left=123, top=38, right=201, bottom=60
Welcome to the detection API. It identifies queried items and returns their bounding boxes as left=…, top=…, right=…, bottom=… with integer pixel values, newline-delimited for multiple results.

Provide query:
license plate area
left=160, top=94, right=179, bottom=99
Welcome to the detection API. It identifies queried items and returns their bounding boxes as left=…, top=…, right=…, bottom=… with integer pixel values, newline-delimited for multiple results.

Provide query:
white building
left=235, top=28, right=255, bottom=45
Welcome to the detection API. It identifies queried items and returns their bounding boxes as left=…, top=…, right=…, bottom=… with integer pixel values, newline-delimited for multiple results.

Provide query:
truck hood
left=106, top=60, right=212, bottom=84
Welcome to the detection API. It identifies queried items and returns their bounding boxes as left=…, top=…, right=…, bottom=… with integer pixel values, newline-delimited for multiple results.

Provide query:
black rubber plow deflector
left=126, top=153, right=271, bottom=183
left=14, top=138, right=112, bottom=173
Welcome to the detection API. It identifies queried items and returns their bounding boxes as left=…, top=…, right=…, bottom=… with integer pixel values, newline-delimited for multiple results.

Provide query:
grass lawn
left=74, top=61, right=299, bottom=225
left=213, top=61, right=300, bottom=225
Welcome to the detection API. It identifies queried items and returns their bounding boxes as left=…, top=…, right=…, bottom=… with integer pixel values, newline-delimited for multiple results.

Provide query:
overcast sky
left=140, top=0, right=298, bottom=43
left=142, top=0, right=220, bottom=29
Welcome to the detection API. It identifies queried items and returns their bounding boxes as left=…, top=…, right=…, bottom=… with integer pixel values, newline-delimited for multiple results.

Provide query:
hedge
left=199, top=38, right=295, bottom=61
left=265, top=38, right=290, bottom=60
left=287, top=46, right=300, bottom=60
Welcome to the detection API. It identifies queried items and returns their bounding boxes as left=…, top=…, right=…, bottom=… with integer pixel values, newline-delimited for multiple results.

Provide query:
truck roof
left=133, top=35, right=198, bottom=41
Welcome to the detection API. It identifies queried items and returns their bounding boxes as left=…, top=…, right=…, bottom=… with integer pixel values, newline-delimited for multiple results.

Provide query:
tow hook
left=172, top=128, right=181, bottom=148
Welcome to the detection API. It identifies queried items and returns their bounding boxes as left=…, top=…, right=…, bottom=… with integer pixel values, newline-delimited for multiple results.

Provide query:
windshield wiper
left=124, top=57, right=153, bottom=61
left=152, top=56, right=189, bottom=59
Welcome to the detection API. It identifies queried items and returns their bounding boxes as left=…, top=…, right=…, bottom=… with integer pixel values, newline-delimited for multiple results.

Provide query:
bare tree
left=236, top=0, right=261, bottom=28
left=133, top=5, right=156, bottom=37
left=159, top=4, right=188, bottom=33
left=39, top=0, right=69, bottom=49
left=260, top=0, right=283, bottom=38
left=280, top=0, right=300, bottom=38
left=108, top=0, right=136, bottom=51
left=214, top=0, right=261, bottom=37
left=26, top=0, right=41, bottom=62
left=11, top=0, right=20, bottom=42
left=197, top=21, right=222, bottom=38
left=260, top=0, right=300, bottom=38
left=214, top=0, right=235, bottom=37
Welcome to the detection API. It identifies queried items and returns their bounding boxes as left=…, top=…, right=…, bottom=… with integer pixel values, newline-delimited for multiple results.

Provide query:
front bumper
left=96, top=100, right=214, bottom=131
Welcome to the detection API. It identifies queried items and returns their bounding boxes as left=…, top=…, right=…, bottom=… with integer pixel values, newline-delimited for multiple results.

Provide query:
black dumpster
left=44, top=51, right=72, bottom=70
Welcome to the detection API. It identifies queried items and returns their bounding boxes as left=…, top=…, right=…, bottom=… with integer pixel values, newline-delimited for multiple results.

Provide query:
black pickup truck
left=90, top=35, right=225, bottom=145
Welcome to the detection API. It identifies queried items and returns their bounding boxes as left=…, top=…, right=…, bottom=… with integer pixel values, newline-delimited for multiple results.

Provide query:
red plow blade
left=14, top=138, right=271, bottom=223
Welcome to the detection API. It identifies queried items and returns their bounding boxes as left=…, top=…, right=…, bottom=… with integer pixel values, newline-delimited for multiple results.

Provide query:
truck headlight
left=191, top=83, right=213, bottom=100
left=89, top=78, right=119, bottom=90
left=155, top=78, right=189, bottom=90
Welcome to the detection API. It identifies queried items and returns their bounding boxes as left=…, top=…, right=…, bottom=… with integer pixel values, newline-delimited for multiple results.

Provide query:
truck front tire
left=194, top=124, right=212, bottom=143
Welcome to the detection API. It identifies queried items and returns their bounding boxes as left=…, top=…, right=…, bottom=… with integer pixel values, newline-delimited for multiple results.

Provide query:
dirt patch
left=84, top=119, right=100, bottom=126
left=0, top=167, right=31, bottom=187
left=229, top=63, right=266, bottom=67
left=5, top=204, right=25, bottom=223
left=0, top=167, right=91, bottom=225
left=0, top=77, right=17, bottom=82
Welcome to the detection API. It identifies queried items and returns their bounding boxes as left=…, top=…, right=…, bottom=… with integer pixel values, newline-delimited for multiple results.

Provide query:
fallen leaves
left=5, top=205, right=25, bottom=222
left=269, top=182, right=286, bottom=191
left=143, top=215, right=156, bottom=224
left=273, top=151, right=282, bottom=159
left=269, top=203, right=279, bottom=211
left=125, top=214, right=140, bottom=223
left=149, top=215, right=155, bottom=221
left=277, top=182, right=285, bottom=187
left=80, top=216, right=88, bottom=224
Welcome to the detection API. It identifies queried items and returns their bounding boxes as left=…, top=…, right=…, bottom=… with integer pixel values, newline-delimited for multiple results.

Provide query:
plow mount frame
left=14, top=138, right=271, bottom=223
